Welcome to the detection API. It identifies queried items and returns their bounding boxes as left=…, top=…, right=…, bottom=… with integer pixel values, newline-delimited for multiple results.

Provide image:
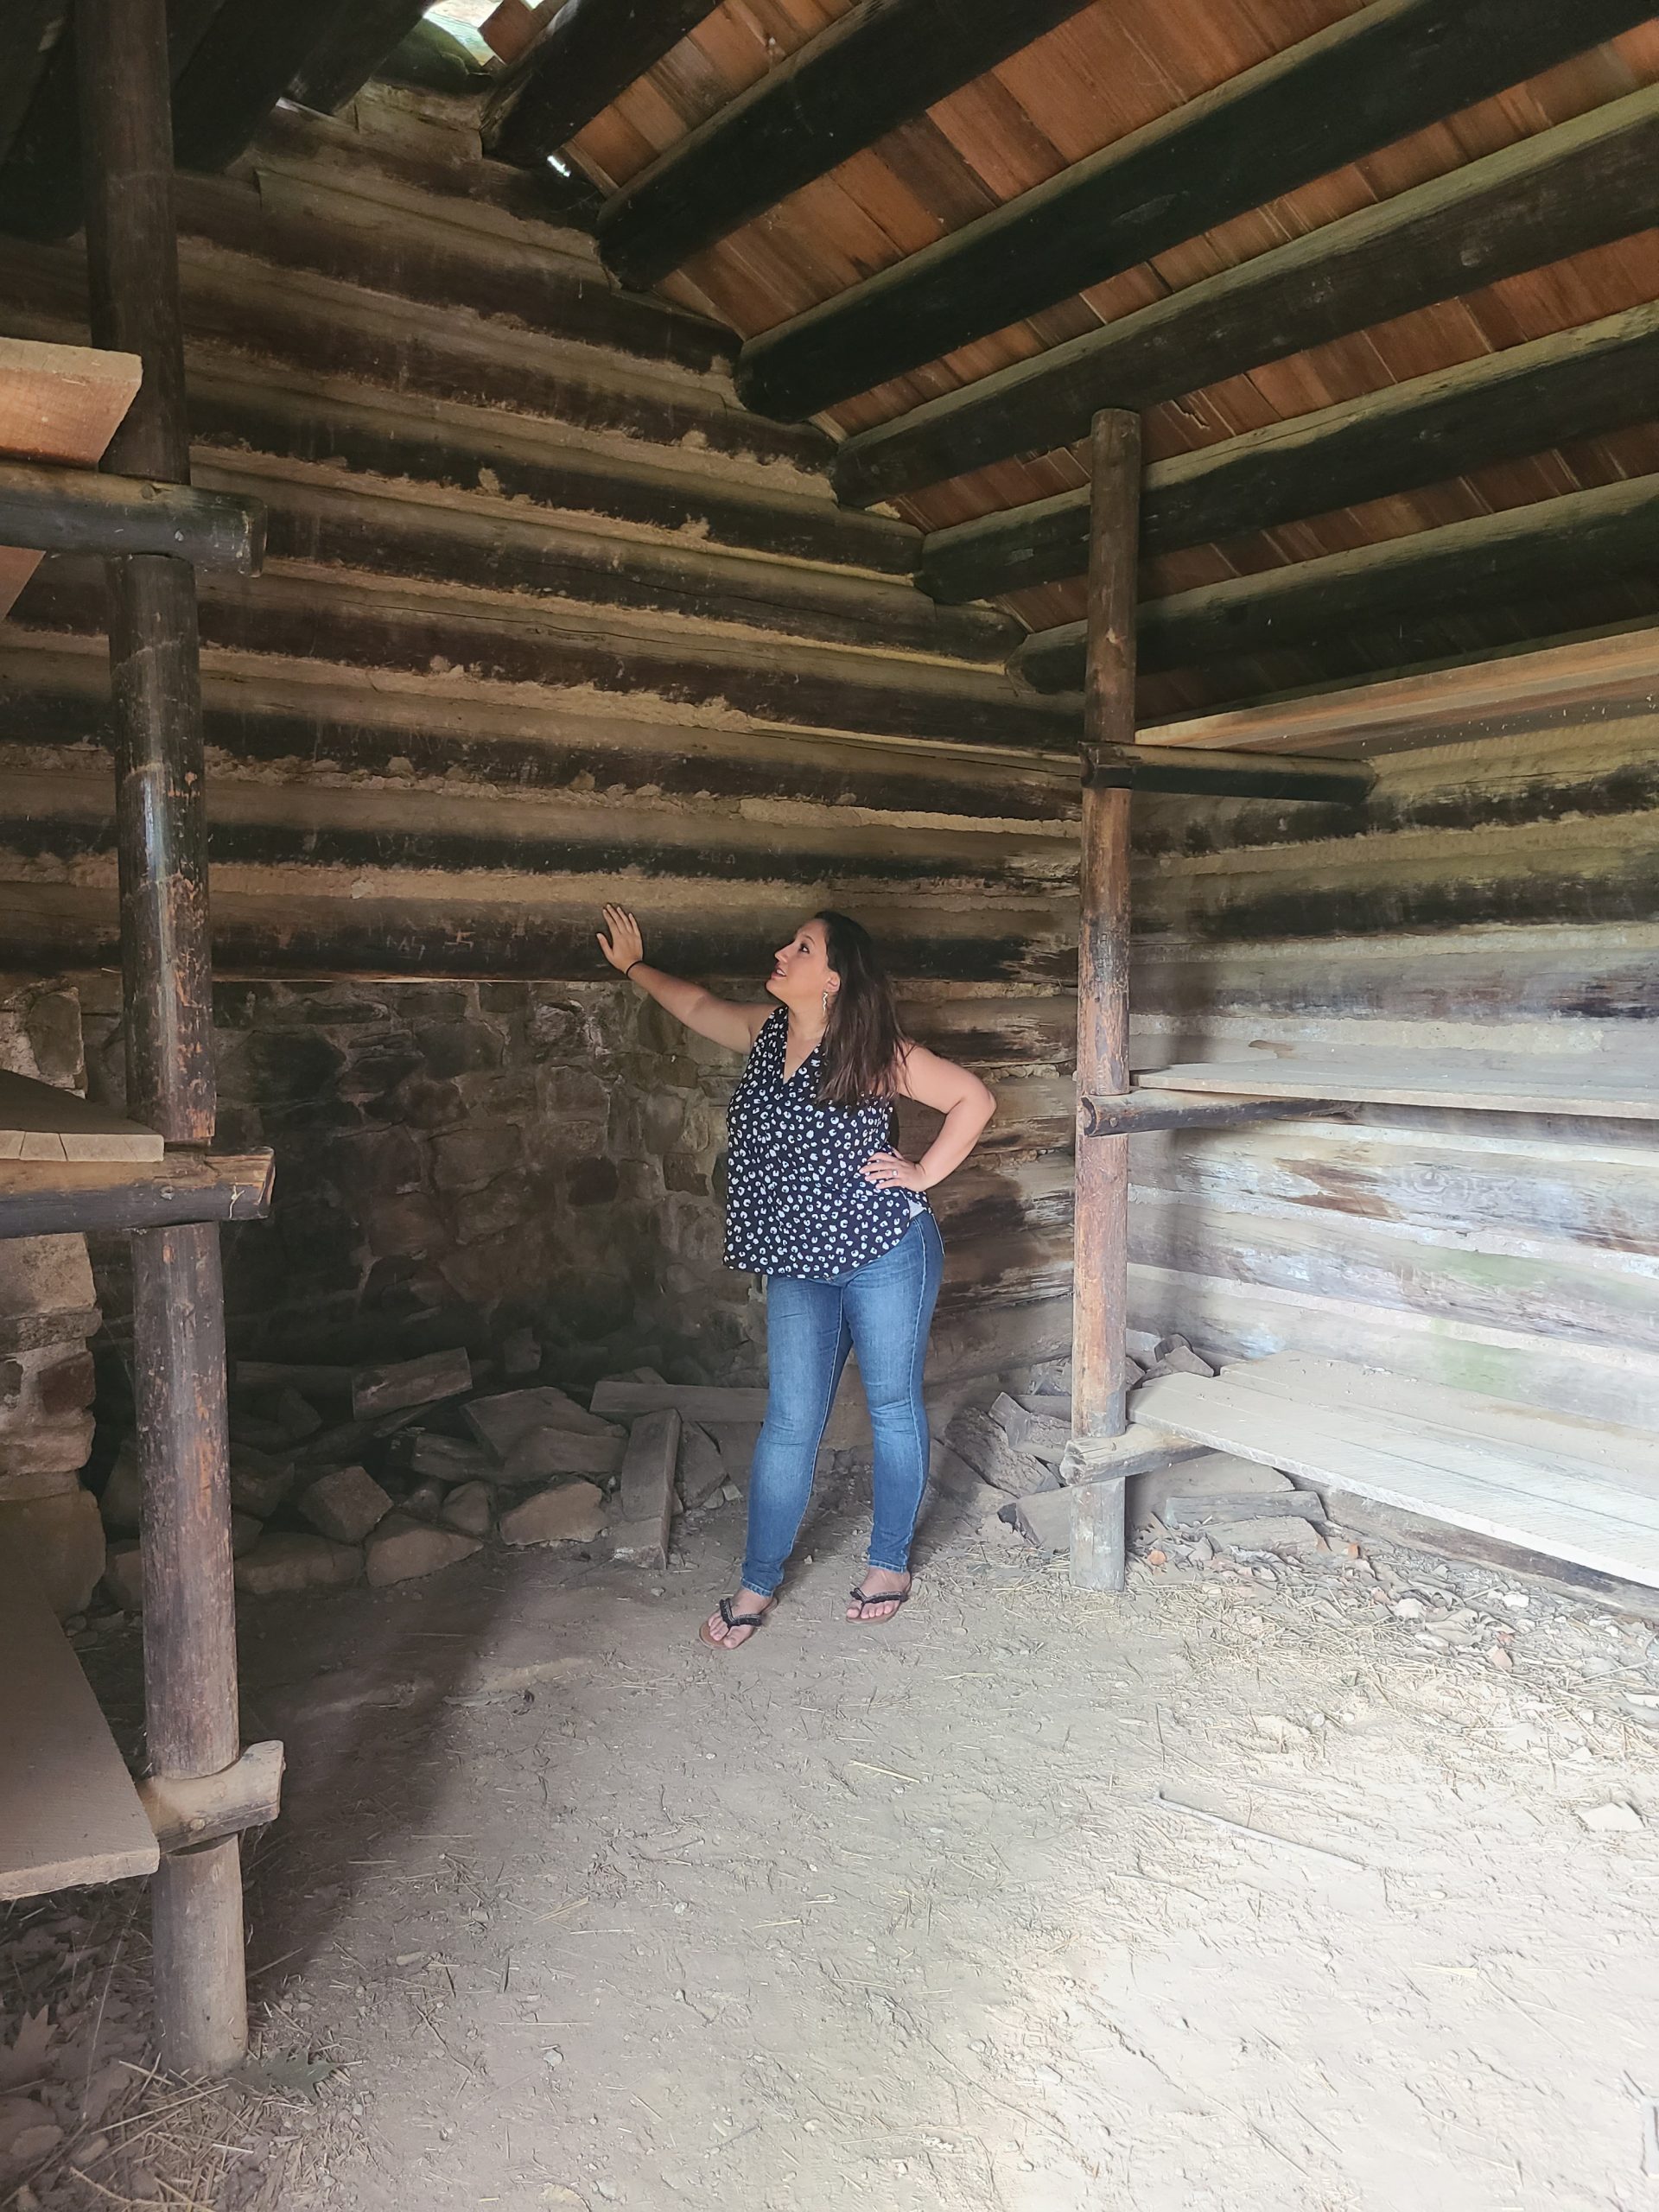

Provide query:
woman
left=596, top=905, right=995, bottom=1650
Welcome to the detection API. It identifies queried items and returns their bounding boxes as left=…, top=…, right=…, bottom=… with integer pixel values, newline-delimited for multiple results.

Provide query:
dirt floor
left=6, top=1459, right=1659, bottom=2212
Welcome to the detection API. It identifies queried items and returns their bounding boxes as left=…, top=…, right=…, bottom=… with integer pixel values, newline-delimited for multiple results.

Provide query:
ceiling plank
left=736, top=0, right=1659, bottom=423
left=287, top=0, right=433, bottom=116
left=1012, top=470, right=1659, bottom=690
left=831, top=83, right=1659, bottom=508
left=484, top=0, right=722, bottom=167
left=919, top=302, right=1659, bottom=602
left=593, top=0, right=1097, bottom=293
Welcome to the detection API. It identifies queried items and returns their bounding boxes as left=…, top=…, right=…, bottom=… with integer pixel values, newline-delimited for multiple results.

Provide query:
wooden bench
left=0, top=1556, right=159, bottom=1901
left=1134, top=1352, right=1659, bottom=1589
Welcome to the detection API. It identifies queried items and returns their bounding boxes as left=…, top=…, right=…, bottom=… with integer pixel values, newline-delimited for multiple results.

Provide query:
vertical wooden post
left=1070, top=408, right=1141, bottom=1592
left=77, top=0, right=247, bottom=2073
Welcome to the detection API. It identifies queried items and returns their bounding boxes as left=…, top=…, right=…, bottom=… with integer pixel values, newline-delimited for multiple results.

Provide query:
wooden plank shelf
left=0, top=1149, right=275, bottom=1238
left=0, top=1554, right=159, bottom=1903
left=0, top=1069, right=164, bottom=1161
left=0, top=334, right=143, bottom=620
left=1135, top=1058, right=1659, bottom=1122
left=1132, top=1354, right=1659, bottom=1590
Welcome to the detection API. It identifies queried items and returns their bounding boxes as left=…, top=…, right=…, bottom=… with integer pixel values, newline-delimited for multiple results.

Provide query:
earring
left=821, top=990, right=830, bottom=1014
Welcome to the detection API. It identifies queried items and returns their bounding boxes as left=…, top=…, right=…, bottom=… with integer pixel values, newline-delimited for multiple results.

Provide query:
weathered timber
left=1135, top=1057, right=1659, bottom=1122
left=0, top=460, right=264, bottom=569
left=1144, top=630, right=1659, bottom=756
left=1071, top=410, right=1140, bottom=1594
left=1083, top=746, right=1375, bottom=804
left=207, top=463, right=1014, bottom=662
left=169, top=1, right=370, bottom=175
left=169, top=169, right=737, bottom=377
left=0, top=1151, right=274, bottom=1239
left=0, top=232, right=830, bottom=474
left=286, top=0, right=430, bottom=115
left=594, top=0, right=1096, bottom=291
left=16, top=565, right=1082, bottom=753
left=919, top=302, right=1659, bottom=604
left=79, top=0, right=244, bottom=2075
left=186, top=377, right=916, bottom=572
left=1015, top=472, right=1659, bottom=690
left=737, top=0, right=1657, bottom=421
left=484, top=0, right=721, bottom=166
left=0, top=0, right=67, bottom=171
left=351, top=1347, right=472, bottom=1420
left=139, top=1739, right=284, bottom=1854
left=1080, top=1095, right=1341, bottom=1138
left=832, top=84, right=1659, bottom=505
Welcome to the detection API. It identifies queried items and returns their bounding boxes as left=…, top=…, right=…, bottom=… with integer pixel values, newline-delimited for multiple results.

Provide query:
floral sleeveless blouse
left=724, top=1009, right=929, bottom=1281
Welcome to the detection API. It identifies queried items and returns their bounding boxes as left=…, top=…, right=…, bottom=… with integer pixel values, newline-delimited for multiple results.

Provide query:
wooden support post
left=77, top=0, right=247, bottom=2075
left=1071, top=409, right=1141, bottom=1592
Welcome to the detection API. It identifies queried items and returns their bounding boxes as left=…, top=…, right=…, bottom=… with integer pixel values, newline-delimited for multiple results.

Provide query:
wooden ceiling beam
left=169, top=0, right=364, bottom=174
left=485, top=0, right=722, bottom=167
left=1013, top=470, right=1659, bottom=691
left=920, top=302, right=1659, bottom=604
left=832, top=83, right=1659, bottom=507
left=593, top=0, right=1096, bottom=293
left=286, top=0, right=432, bottom=117
left=737, top=0, right=1656, bottom=423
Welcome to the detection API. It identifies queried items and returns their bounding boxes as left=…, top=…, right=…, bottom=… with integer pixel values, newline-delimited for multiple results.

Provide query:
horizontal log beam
left=1014, top=469, right=1659, bottom=689
left=286, top=0, right=429, bottom=114
left=0, top=1150, right=275, bottom=1239
left=919, top=301, right=1659, bottom=604
left=1080, top=1094, right=1344, bottom=1137
left=484, top=0, right=721, bottom=166
left=170, top=1, right=364, bottom=174
left=832, top=83, right=1659, bottom=505
left=0, top=461, right=264, bottom=570
left=594, top=0, right=1095, bottom=291
left=736, top=0, right=1656, bottom=422
left=139, top=1740, right=284, bottom=1854
left=1084, top=745, right=1375, bottom=804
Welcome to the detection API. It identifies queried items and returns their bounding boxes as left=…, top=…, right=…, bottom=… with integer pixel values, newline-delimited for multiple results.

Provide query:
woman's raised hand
left=597, top=904, right=645, bottom=975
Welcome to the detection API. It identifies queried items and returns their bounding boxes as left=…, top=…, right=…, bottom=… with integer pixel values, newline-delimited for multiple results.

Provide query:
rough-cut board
left=0, top=1554, right=159, bottom=1900
left=1135, top=1058, right=1659, bottom=1122
left=0, top=1069, right=163, bottom=1161
left=1132, top=1365, right=1659, bottom=1588
left=0, top=335, right=141, bottom=620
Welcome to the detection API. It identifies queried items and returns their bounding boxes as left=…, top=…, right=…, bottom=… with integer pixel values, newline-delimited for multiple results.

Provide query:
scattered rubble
left=365, top=1515, right=480, bottom=1586
left=499, top=1481, right=607, bottom=1548
left=297, top=1464, right=393, bottom=1545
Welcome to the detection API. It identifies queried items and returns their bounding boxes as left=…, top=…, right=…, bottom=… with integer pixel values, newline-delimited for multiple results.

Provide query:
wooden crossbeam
left=1080, top=1094, right=1343, bottom=1137
left=484, top=0, right=721, bottom=165
left=170, top=0, right=365, bottom=174
left=0, top=1151, right=275, bottom=1240
left=1084, top=745, right=1374, bottom=804
left=0, top=460, right=265, bottom=570
left=139, top=1740, right=284, bottom=1855
left=287, top=0, right=430, bottom=115
left=593, top=0, right=1096, bottom=292
left=920, top=302, right=1659, bottom=606
left=736, top=0, right=1656, bottom=423
left=1014, top=469, right=1659, bottom=691
left=832, top=83, right=1659, bottom=506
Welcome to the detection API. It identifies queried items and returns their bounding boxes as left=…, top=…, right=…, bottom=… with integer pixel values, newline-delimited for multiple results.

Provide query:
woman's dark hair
left=814, top=911, right=908, bottom=1110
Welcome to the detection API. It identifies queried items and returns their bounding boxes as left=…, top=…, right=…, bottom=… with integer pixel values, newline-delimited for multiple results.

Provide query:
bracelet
left=625, top=958, right=645, bottom=978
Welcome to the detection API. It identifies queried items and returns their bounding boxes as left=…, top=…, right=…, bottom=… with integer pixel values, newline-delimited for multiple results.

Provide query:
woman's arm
left=596, top=906, right=769, bottom=1053
left=862, top=1043, right=995, bottom=1194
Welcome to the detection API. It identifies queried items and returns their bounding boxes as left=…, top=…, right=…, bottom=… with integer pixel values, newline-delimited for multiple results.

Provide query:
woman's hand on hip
left=597, top=904, right=645, bottom=974
left=861, top=1149, right=930, bottom=1193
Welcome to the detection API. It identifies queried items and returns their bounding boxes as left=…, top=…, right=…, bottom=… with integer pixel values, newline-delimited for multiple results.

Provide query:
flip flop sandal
left=847, top=1579, right=912, bottom=1624
left=699, top=1595, right=771, bottom=1649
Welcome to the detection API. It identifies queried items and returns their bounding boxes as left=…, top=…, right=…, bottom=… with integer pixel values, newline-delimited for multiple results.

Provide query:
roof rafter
left=737, top=0, right=1659, bottom=423
left=831, top=83, right=1659, bottom=507
left=483, top=0, right=722, bottom=168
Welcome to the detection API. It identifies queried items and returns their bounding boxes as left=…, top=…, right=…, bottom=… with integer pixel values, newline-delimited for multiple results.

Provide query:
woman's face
left=767, top=918, right=839, bottom=1013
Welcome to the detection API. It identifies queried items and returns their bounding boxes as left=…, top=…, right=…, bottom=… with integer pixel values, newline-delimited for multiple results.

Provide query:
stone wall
left=82, top=976, right=763, bottom=1387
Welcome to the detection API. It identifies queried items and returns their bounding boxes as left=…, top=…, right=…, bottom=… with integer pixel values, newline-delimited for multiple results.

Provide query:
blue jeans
left=741, top=1213, right=944, bottom=1597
